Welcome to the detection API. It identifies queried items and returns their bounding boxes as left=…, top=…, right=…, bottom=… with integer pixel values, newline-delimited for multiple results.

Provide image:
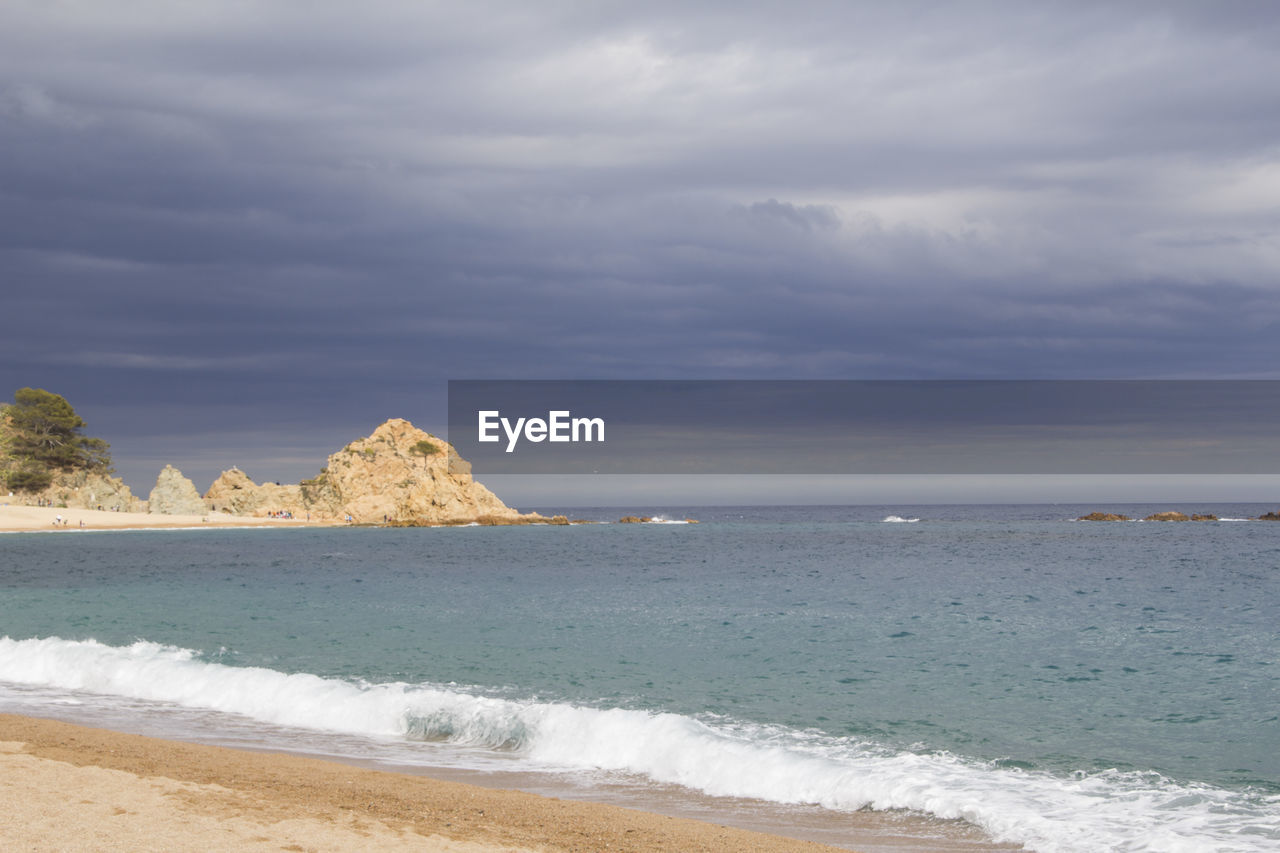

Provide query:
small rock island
left=1077, top=510, right=1280, bottom=522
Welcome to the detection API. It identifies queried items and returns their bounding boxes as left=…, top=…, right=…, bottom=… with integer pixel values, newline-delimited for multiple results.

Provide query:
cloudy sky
left=2, top=1, right=1278, bottom=498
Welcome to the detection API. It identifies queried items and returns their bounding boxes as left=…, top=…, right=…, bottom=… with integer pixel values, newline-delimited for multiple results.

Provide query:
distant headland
left=0, top=387, right=556, bottom=526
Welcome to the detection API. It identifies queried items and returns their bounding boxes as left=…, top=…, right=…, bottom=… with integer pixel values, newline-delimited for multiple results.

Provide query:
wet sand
left=0, top=714, right=863, bottom=852
left=0, top=714, right=1019, bottom=852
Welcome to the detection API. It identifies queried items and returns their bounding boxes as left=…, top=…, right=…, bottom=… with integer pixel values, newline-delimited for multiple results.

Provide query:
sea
left=1, top=504, right=1278, bottom=852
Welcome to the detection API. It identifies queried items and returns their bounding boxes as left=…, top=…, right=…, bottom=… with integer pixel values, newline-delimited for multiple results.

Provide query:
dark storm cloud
left=1, top=1, right=1278, bottom=490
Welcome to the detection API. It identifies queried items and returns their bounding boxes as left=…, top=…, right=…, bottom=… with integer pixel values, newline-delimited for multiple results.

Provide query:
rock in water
left=148, top=465, right=207, bottom=515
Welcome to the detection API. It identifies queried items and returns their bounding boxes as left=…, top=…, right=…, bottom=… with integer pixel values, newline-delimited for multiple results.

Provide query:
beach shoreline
left=0, top=713, right=1020, bottom=852
left=0, top=713, right=859, bottom=852
left=0, top=504, right=327, bottom=533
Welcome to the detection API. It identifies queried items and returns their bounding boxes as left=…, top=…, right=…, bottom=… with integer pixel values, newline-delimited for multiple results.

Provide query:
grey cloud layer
left=1, top=1, right=1278, bottom=487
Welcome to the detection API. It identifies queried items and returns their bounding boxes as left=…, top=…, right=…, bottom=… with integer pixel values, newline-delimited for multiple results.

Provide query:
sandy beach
left=0, top=714, right=865, bottom=853
left=0, top=504, right=323, bottom=533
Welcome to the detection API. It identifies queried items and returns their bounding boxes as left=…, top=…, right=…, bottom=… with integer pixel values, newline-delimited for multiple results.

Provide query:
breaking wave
left=1, top=635, right=1276, bottom=852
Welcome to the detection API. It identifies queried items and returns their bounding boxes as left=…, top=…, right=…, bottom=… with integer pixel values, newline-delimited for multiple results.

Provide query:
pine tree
left=1, top=388, right=112, bottom=491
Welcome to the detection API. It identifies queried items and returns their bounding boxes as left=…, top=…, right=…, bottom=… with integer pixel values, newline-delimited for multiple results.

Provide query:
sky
left=2, top=1, right=1279, bottom=502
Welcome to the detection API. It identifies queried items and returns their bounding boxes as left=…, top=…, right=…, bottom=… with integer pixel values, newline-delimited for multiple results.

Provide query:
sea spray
left=2, top=635, right=1277, bottom=852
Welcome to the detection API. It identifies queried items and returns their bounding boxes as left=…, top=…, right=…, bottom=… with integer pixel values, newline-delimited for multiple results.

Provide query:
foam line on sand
left=0, top=713, right=861, bottom=853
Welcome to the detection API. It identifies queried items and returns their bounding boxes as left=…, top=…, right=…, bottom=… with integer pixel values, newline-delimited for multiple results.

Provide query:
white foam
left=881, top=515, right=920, bottom=523
left=1, top=635, right=1275, bottom=852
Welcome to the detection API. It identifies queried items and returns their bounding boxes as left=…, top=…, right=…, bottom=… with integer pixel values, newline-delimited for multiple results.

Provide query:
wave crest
left=1, top=635, right=1276, bottom=852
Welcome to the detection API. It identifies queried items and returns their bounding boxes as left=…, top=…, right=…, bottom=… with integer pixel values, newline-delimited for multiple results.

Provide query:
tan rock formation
left=201, top=419, right=521, bottom=525
left=1077, top=512, right=1130, bottom=521
left=148, top=465, right=207, bottom=515
left=26, top=469, right=145, bottom=513
left=1143, top=511, right=1190, bottom=522
left=301, top=419, right=520, bottom=524
left=204, top=468, right=305, bottom=518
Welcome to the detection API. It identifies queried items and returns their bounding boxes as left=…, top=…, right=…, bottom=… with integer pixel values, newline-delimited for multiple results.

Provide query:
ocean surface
left=1, top=504, right=1278, bottom=852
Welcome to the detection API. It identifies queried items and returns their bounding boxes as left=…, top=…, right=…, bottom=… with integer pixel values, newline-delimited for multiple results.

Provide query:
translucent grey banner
left=446, top=380, right=1280, bottom=475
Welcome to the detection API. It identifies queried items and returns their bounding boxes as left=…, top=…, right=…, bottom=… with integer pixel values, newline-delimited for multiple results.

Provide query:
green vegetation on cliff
left=1, top=388, right=112, bottom=493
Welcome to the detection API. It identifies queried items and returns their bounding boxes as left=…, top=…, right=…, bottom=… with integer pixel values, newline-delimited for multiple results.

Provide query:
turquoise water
left=2, top=504, right=1278, bottom=851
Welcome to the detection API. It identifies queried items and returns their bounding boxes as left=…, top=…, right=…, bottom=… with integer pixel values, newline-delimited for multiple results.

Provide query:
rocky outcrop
left=27, top=469, right=145, bottom=513
left=1079, top=510, right=1220, bottom=522
left=1079, top=510, right=1223, bottom=522
left=204, top=468, right=304, bottom=518
left=301, top=419, right=520, bottom=524
left=148, top=465, right=207, bottom=515
left=200, top=419, right=522, bottom=525
left=1258, top=511, right=1280, bottom=521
